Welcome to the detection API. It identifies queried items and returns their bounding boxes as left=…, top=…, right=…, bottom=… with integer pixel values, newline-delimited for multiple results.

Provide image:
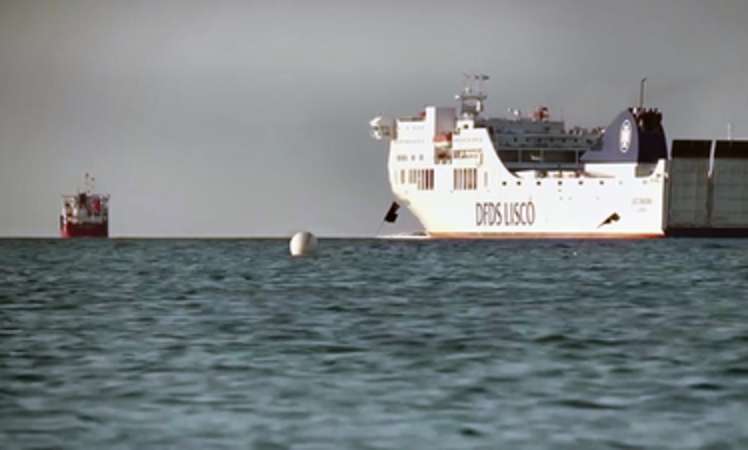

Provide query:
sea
left=1, top=238, right=747, bottom=450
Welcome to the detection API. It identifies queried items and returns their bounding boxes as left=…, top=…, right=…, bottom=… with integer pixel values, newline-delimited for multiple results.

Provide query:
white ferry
left=370, top=75, right=669, bottom=238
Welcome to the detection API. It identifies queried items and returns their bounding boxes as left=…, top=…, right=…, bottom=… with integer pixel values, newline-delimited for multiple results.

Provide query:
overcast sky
left=1, top=0, right=746, bottom=237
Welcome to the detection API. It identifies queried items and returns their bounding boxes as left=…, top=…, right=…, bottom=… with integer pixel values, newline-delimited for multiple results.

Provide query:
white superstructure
left=371, top=76, right=669, bottom=238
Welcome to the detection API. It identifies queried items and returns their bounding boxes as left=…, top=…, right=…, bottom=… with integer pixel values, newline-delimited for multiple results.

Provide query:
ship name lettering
left=475, top=201, right=536, bottom=227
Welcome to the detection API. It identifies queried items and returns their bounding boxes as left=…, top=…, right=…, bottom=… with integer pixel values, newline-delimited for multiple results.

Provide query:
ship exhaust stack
left=581, top=106, right=667, bottom=164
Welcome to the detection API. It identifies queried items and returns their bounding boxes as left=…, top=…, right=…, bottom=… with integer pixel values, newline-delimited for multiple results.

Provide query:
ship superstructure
left=370, top=75, right=669, bottom=238
left=60, top=173, right=109, bottom=238
left=487, top=108, right=602, bottom=171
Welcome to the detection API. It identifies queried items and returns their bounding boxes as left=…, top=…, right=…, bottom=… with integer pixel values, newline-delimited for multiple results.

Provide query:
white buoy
left=289, top=231, right=317, bottom=256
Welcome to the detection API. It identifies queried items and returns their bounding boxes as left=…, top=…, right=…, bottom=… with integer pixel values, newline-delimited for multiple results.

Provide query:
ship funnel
left=582, top=107, right=667, bottom=164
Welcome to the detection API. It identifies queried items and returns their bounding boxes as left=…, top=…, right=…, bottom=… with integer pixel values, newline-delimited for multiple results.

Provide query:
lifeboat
left=532, top=105, right=550, bottom=122
left=434, top=132, right=452, bottom=149
left=434, top=132, right=452, bottom=161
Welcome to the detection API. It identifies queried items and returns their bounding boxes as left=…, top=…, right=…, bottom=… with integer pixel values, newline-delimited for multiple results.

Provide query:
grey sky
left=1, top=0, right=746, bottom=237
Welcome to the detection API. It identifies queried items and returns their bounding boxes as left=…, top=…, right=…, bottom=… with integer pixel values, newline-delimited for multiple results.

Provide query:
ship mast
left=81, top=172, right=95, bottom=195
left=455, top=73, right=489, bottom=119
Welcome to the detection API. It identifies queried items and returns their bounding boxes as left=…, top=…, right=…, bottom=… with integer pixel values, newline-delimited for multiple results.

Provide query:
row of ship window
left=397, top=150, right=593, bottom=164
left=397, top=154, right=425, bottom=162
left=396, top=168, right=477, bottom=191
left=396, top=170, right=640, bottom=190
left=399, top=169, right=435, bottom=190
left=501, top=180, right=623, bottom=186
left=453, top=168, right=478, bottom=190
left=497, top=137, right=594, bottom=144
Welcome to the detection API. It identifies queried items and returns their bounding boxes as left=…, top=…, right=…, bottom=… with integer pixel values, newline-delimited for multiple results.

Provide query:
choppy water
left=1, top=238, right=748, bottom=449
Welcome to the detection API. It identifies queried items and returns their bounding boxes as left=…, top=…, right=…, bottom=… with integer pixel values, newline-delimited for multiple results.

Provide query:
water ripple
left=1, top=238, right=748, bottom=449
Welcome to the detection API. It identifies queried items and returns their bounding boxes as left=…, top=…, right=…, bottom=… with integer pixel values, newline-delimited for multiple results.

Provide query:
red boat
left=60, top=173, right=109, bottom=238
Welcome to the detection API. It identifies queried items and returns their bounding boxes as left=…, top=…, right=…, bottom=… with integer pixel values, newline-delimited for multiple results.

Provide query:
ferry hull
left=60, top=222, right=109, bottom=238
left=394, top=161, right=668, bottom=240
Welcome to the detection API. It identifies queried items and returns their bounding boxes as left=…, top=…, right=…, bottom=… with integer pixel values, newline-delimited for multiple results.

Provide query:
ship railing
left=63, top=216, right=108, bottom=225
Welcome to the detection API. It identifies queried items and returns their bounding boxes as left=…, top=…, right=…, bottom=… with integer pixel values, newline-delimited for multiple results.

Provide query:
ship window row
left=454, top=168, right=477, bottom=190
left=498, top=150, right=580, bottom=164
left=410, top=169, right=434, bottom=190
left=401, top=169, right=434, bottom=190
left=497, top=179, right=618, bottom=187
left=500, top=137, right=593, bottom=144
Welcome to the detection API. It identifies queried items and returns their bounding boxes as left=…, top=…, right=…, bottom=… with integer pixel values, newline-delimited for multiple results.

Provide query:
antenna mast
left=82, top=173, right=95, bottom=194
left=639, top=77, right=648, bottom=109
left=455, top=73, right=489, bottom=119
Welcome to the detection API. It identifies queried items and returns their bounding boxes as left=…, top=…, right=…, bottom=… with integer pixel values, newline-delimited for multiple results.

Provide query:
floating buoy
left=289, top=231, right=317, bottom=256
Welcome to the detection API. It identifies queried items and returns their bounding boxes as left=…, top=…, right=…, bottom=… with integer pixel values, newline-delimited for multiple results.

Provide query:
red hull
left=60, top=221, right=109, bottom=238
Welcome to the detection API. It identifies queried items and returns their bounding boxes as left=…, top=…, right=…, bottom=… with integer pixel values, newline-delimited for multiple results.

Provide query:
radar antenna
left=455, top=73, right=489, bottom=119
